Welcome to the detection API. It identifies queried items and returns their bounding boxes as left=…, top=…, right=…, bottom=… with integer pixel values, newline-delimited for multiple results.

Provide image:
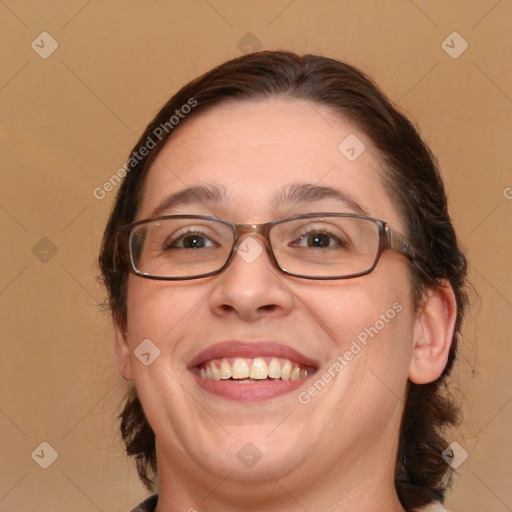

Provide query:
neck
left=154, top=443, right=406, bottom=512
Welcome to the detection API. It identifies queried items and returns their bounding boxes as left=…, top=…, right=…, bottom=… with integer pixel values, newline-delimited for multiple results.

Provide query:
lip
left=188, top=340, right=319, bottom=369
left=188, top=340, right=319, bottom=402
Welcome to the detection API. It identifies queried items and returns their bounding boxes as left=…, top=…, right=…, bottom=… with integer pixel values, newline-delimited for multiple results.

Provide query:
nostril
left=259, top=304, right=277, bottom=312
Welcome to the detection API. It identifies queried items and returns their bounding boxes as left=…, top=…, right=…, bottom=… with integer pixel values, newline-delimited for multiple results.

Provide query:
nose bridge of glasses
left=233, top=222, right=271, bottom=246
left=229, top=222, right=277, bottom=271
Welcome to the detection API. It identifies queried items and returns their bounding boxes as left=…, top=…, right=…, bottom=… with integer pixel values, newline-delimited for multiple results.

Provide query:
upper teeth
left=200, top=357, right=309, bottom=381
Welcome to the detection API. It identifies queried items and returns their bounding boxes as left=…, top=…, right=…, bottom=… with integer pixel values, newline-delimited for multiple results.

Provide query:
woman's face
left=117, top=98, right=420, bottom=489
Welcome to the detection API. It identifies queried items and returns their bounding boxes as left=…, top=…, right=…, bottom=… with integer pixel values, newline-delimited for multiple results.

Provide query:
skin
left=113, top=98, right=457, bottom=512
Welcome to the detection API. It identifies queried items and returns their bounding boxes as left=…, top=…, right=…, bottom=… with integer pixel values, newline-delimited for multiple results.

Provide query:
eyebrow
left=149, top=182, right=369, bottom=218
left=274, top=182, right=369, bottom=216
left=149, top=184, right=227, bottom=217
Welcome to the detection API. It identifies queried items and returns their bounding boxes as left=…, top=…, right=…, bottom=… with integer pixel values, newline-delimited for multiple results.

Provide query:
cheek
left=126, top=279, right=167, bottom=339
left=302, top=272, right=415, bottom=412
left=125, top=277, right=208, bottom=366
left=307, top=283, right=408, bottom=338
left=298, top=263, right=416, bottom=372
left=127, top=274, right=201, bottom=324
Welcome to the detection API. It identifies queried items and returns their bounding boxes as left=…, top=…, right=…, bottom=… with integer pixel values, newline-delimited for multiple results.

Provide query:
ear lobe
left=408, top=281, right=457, bottom=385
left=113, top=318, right=134, bottom=381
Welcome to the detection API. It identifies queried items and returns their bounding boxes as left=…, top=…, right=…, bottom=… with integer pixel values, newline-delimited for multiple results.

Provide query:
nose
left=208, top=234, right=295, bottom=322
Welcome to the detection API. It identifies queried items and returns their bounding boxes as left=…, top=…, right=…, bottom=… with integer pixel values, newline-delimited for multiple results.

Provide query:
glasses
left=115, top=213, right=417, bottom=281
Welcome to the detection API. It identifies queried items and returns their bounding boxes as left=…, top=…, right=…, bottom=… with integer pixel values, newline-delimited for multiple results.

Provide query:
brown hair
left=99, top=51, right=468, bottom=511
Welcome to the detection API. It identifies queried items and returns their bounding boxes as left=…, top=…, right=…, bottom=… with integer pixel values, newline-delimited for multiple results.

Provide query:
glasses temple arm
left=385, top=226, right=417, bottom=260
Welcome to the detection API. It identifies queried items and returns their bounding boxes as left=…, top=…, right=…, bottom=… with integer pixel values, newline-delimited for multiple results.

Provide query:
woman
left=99, top=51, right=468, bottom=512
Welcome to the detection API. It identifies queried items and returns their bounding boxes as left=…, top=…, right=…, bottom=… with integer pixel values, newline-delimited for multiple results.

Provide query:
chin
left=192, top=427, right=311, bottom=483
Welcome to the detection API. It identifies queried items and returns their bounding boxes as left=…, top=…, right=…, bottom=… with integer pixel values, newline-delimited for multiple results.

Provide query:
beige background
left=0, top=1, right=511, bottom=511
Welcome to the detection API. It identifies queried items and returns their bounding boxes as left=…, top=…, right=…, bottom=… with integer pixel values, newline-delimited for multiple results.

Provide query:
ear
left=113, top=318, right=134, bottom=381
left=408, top=281, right=457, bottom=384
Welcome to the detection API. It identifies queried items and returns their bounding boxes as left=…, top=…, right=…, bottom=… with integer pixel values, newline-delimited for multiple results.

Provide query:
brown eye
left=164, top=231, right=217, bottom=250
left=305, top=233, right=331, bottom=248
left=289, top=229, right=347, bottom=249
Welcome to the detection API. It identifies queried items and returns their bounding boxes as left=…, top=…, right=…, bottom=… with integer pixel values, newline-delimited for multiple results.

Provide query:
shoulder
left=126, top=494, right=450, bottom=512
left=129, top=493, right=158, bottom=512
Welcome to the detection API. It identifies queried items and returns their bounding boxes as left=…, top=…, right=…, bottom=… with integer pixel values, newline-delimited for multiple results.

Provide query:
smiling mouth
left=198, top=357, right=313, bottom=382
left=189, top=341, right=318, bottom=401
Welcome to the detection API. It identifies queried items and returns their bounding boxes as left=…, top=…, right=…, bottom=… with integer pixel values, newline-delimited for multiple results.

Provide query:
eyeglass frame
left=114, top=212, right=418, bottom=281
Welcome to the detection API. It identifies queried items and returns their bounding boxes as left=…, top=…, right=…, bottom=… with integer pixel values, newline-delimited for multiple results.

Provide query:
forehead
left=138, top=98, right=403, bottom=230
